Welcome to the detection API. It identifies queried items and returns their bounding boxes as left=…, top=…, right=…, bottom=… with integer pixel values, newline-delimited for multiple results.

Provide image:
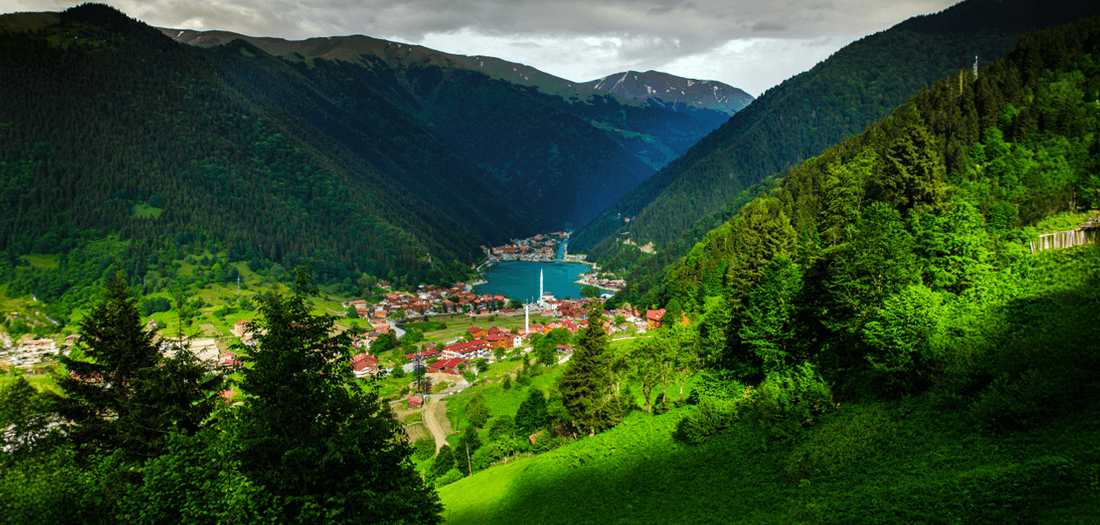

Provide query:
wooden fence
left=1033, top=217, right=1099, bottom=253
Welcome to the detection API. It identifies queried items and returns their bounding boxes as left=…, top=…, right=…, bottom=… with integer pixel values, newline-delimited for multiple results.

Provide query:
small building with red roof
left=429, top=357, right=468, bottom=375
left=351, top=353, right=379, bottom=378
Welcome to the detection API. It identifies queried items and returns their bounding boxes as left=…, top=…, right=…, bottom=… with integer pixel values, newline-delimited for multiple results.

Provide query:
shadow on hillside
left=443, top=414, right=798, bottom=525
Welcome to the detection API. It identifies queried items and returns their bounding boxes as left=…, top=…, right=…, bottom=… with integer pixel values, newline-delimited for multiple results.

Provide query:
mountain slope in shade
left=164, top=29, right=742, bottom=225
left=0, top=5, right=533, bottom=291
left=571, top=0, right=1100, bottom=258
left=583, top=70, right=754, bottom=126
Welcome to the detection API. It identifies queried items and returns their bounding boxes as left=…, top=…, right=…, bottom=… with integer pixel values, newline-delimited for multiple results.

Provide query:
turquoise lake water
left=475, top=261, right=590, bottom=302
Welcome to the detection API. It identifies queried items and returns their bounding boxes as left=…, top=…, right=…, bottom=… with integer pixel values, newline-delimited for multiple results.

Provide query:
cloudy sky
left=8, top=0, right=958, bottom=96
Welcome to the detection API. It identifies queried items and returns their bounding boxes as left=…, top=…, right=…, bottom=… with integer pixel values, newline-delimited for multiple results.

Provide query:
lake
left=475, top=261, right=590, bottom=302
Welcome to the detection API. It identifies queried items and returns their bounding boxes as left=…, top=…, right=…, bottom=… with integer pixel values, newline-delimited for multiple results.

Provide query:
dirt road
left=423, top=396, right=453, bottom=451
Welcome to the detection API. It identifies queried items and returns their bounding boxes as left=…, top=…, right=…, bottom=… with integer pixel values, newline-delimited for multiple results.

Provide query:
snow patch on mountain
left=581, top=70, right=754, bottom=120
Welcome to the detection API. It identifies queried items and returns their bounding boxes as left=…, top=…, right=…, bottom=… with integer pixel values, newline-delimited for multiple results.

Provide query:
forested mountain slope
left=439, top=16, right=1100, bottom=524
left=166, top=30, right=738, bottom=227
left=662, top=14, right=1100, bottom=400
left=0, top=5, right=530, bottom=312
left=573, top=0, right=1100, bottom=258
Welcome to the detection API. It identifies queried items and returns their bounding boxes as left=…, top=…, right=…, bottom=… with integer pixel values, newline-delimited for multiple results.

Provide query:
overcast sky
left=8, top=0, right=959, bottom=96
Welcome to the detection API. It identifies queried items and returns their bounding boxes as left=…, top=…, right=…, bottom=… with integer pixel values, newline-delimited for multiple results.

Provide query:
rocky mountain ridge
left=583, top=70, right=754, bottom=126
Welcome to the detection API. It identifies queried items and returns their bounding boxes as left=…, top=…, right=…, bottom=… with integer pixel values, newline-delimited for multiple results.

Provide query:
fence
left=1033, top=217, right=1099, bottom=253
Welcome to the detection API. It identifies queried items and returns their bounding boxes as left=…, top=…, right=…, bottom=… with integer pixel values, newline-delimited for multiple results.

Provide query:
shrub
left=677, top=363, right=834, bottom=444
left=412, top=437, right=435, bottom=461
left=746, top=363, right=834, bottom=427
left=675, top=396, right=743, bottom=445
left=435, top=468, right=465, bottom=486
left=140, top=297, right=172, bottom=316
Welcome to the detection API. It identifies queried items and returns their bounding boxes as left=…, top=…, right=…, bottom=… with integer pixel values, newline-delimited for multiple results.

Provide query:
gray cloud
left=752, top=21, right=787, bottom=31
left=9, top=0, right=959, bottom=94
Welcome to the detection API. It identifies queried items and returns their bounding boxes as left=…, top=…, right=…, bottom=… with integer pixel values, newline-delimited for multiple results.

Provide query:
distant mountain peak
left=583, top=70, right=754, bottom=121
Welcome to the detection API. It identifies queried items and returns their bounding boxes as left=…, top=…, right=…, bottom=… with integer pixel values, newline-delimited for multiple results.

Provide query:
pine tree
left=232, top=269, right=442, bottom=523
left=557, top=300, right=617, bottom=435
left=514, top=388, right=549, bottom=434
left=57, top=272, right=219, bottom=462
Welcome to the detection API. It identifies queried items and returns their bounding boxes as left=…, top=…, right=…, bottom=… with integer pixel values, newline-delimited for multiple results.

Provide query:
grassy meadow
left=438, top=395, right=1100, bottom=524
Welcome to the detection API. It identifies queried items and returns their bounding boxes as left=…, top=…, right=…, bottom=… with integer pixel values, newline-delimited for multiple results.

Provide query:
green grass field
left=0, top=374, right=62, bottom=396
left=130, top=202, right=163, bottom=219
left=439, top=395, right=1100, bottom=524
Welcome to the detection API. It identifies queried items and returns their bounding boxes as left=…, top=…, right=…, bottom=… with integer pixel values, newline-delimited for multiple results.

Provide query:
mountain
left=583, top=70, right=754, bottom=126
left=0, top=5, right=534, bottom=308
left=163, top=30, right=745, bottom=226
left=571, top=0, right=1100, bottom=260
left=438, top=16, right=1100, bottom=522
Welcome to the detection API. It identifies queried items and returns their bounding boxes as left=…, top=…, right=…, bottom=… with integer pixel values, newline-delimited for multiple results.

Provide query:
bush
left=675, top=396, right=743, bottom=445
left=140, top=297, right=172, bottom=316
left=515, top=373, right=531, bottom=387
left=435, top=468, right=465, bottom=487
left=532, top=430, right=566, bottom=453
left=746, top=363, right=834, bottom=427
left=412, top=437, right=435, bottom=461
left=677, top=363, right=834, bottom=444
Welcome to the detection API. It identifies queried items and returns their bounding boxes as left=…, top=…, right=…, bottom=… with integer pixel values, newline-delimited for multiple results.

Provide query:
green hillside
left=572, top=0, right=1100, bottom=263
left=438, top=16, right=1100, bottom=523
left=0, top=4, right=534, bottom=318
left=168, top=30, right=728, bottom=228
left=440, top=399, right=1100, bottom=524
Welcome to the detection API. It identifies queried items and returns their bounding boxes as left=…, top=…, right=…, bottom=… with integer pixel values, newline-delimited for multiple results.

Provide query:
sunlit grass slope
left=439, top=396, right=1100, bottom=524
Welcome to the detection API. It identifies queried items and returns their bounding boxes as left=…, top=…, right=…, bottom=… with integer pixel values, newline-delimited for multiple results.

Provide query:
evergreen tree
left=514, top=388, right=550, bottom=434
left=0, top=374, right=56, bottom=460
left=872, top=118, right=947, bottom=212
left=232, top=270, right=441, bottom=523
left=431, top=444, right=456, bottom=480
left=57, top=272, right=219, bottom=462
left=663, top=298, right=683, bottom=327
left=557, top=301, right=617, bottom=435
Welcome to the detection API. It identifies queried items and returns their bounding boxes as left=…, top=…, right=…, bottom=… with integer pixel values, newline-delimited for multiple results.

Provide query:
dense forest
left=657, top=14, right=1100, bottom=421
left=0, top=5, right=537, bottom=318
left=572, top=0, right=1100, bottom=270
left=169, top=29, right=730, bottom=228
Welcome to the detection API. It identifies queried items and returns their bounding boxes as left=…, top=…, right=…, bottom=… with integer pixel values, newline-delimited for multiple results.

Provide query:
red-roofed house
left=405, top=348, right=440, bottom=362
left=233, top=320, right=252, bottom=339
left=429, top=357, right=468, bottom=375
left=218, top=352, right=244, bottom=370
left=442, top=340, right=491, bottom=360
left=351, top=353, right=379, bottom=378
left=646, top=309, right=666, bottom=330
left=486, top=333, right=512, bottom=350
left=468, top=327, right=488, bottom=339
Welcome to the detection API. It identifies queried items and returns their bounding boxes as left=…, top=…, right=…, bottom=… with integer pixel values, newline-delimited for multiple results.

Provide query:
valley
left=2, top=1, right=1100, bottom=524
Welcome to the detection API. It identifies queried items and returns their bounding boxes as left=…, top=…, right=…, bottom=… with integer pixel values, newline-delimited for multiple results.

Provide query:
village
left=0, top=231, right=638, bottom=382
left=480, top=231, right=570, bottom=264
left=340, top=301, right=682, bottom=400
